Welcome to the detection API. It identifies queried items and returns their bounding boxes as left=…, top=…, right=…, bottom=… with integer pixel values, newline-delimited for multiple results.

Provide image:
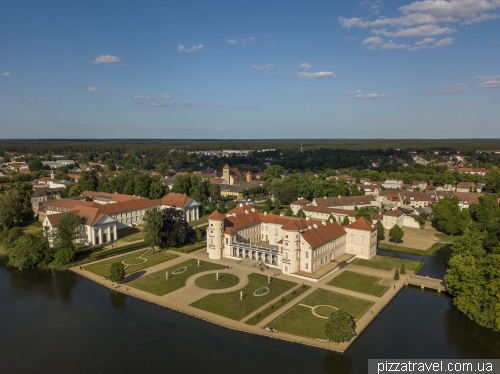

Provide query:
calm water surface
left=1, top=249, right=499, bottom=374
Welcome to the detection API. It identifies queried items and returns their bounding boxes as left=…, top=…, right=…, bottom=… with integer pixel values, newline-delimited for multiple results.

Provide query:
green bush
left=54, top=247, right=75, bottom=266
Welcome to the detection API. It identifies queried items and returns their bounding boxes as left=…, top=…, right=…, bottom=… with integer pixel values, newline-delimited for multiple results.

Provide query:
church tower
left=222, top=164, right=231, bottom=185
left=207, top=210, right=225, bottom=260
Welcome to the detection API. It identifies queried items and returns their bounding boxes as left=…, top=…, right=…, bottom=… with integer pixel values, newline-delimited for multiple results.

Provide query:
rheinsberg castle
left=207, top=204, right=377, bottom=279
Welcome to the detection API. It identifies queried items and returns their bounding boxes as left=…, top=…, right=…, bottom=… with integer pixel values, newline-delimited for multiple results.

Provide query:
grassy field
left=267, top=289, right=373, bottom=340
left=351, top=255, right=423, bottom=272
left=326, top=271, right=389, bottom=297
left=244, top=285, right=311, bottom=326
left=22, top=220, right=43, bottom=235
left=85, top=249, right=178, bottom=277
left=128, top=259, right=226, bottom=296
left=118, top=226, right=144, bottom=242
left=195, top=273, right=240, bottom=290
left=190, top=273, right=297, bottom=321
left=189, top=215, right=209, bottom=227
left=434, top=233, right=462, bottom=243
left=378, top=242, right=446, bottom=256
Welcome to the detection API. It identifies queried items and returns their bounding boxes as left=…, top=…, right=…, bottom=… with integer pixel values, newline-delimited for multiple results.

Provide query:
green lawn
left=351, top=255, right=423, bottom=272
left=190, top=273, right=297, bottom=321
left=128, top=259, right=226, bottom=296
left=189, top=215, right=209, bottom=227
left=195, top=273, right=240, bottom=290
left=267, top=289, right=373, bottom=340
left=244, top=285, right=311, bottom=326
left=327, top=271, right=389, bottom=297
left=22, top=220, right=43, bottom=235
left=118, top=226, right=144, bottom=242
left=434, top=233, right=462, bottom=243
left=85, top=249, right=178, bottom=277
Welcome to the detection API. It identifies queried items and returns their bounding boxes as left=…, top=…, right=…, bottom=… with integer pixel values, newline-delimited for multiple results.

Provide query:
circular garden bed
left=122, top=257, right=147, bottom=265
left=313, top=305, right=338, bottom=318
left=195, top=273, right=240, bottom=290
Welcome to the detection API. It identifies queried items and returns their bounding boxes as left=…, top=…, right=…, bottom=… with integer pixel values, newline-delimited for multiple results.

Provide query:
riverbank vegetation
left=445, top=195, right=500, bottom=331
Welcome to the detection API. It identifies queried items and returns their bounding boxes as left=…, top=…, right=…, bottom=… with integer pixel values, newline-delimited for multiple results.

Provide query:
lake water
left=1, top=249, right=499, bottom=374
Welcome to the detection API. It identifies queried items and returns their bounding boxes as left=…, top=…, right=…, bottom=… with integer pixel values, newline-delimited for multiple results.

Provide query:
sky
left=1, top=0, right=500, bottom=139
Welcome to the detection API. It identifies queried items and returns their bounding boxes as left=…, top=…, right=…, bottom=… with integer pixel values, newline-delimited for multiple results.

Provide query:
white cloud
left=297, top=63, right=311, bottom=69
left=225, top=39, right=238, bottom=45
left=298, top=71, right=335, bottom=79
left=1, top=72, right=11, bottom=77
left=150, top=102, right=170, bottom=107
left=443, top=83, right=467, bottom=93
left=372, top=25, right=456, bottom=37
left=86, top=86, right=104, bottom=91
left=134, top=95, right=170, bottom=100
left=178, top=44, right=203, bottom=53
left=479, top=80, right=500, bottom=89
left=242, top=36, right=256, bottom=44
left=462, top=12, right=499, bottom=25
left=251, top=105, right=256, bottom=109
left=343, top=36, right=357, bottom=41
left=253, top=63, right=274, bottom=70
left=351, top=89, right=390, bottom=99
left=24, top=98, right=36, bottom=102
left=339, top=0, right=500, bottom=50
left=218, top=103, right=227, bottom=106
left=415, top=37, right=435, bottom=46
left=473, top=74, right=500, bottom=80
left=434, top=37, right=454, bottom=47
left=91, top=55, right=122, bottom=65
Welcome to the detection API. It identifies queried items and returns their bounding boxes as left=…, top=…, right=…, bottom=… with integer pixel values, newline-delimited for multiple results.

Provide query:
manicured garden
left=85, top=248, right=179, bottom=277
left=327, top=271, right=389, bottom=297
left=195, top=273, right=240, bottom=290
left=168, top=241, right=206, bottom=254
left=267, top=289, right=373, bottom=340
left=118, top=226, right=145, bottom=242
left=244, top=284, right=311, bottom=326
left=351, top=255, right=423, bottom=272
left=128, top=259, right=226, bottom=296
left=378, top=241, right=446, bottom=256
left=188, top=215, right=209, bottom=227
left=190, top=273, right=297, bottom=321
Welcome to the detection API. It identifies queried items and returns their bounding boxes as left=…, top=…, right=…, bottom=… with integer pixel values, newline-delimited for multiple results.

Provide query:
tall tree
left=431, top=195, right=470, bottom=236
left=143, top=207, right=163, bottom=253
left=52, top=212, right=86, bottom=249
left=160, top=207, right=195, bottom=247
left=78, top=170, right=98, bottom=191
left=376, top=220, right=385, bottom=242
left=6, top=233, right=52, bottom=270
left=324, top=309, right=355, bottom=343
left=0, top=182, right=34, bottom=229
left=389, top=224, right=404, bottom=245
left=109, top=262, right=126, bottom=283
left=149, top=178, right=166, bottom=199
left=28, top=159, right=43, bottom=172
left=355, top=207, right=372, bottom=222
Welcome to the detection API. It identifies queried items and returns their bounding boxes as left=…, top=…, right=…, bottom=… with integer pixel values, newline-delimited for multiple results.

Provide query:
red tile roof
left=301, top=221, right=346, bottom=249
left=346, top=217, right=376, bottom=231
left=207, top=210, right=225, bottom=220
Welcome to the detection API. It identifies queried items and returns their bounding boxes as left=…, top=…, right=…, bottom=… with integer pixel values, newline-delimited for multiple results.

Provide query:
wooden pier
left=405, top=274, right=447, bottom=293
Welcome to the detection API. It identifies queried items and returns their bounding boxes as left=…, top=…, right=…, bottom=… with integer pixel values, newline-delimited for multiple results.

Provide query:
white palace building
left=207, top=204, right=377, bottom=278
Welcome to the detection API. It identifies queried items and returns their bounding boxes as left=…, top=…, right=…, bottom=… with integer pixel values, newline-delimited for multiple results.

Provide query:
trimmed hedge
left=378, top=242, right=447, bottom=256
left=169, top=242, right=206, bottom=254
left=89, top=241, right=147, bottom=261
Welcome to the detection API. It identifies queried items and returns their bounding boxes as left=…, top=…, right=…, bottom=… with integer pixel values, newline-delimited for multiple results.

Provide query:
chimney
left=264, top=212, right=267, bottom=216
left=313, top=223, right=318, bottom=229
left=306, top=217, right=310, bottom=220
left=239, top=203, right=243, bottom=207
left=280, top=213, right=284, bottom=216
left=324, top=196, right=327, bottom=199
left=308, top=226, right=311, bottom=229
left=245, top=210, right=249, bottom=214
left=338, top=195, right=341, bottom=198
left=251, top=208, right=255, bottom=212
left=329, top=218, right=333, bottom=223
left=322, top=220, right=326, bottom=226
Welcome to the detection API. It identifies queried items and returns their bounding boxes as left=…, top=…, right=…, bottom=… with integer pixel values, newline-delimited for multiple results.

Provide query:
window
left=351, top=236, right=354, bottom=244
left=306, top=252, right=309, bottom=259
left=296, top=252, right=299, bottom=259
left=275, top=228, right=278, bottom=236
left=285, top=235, right=288, bottom=238
left=305, top=263, right=308, bottom=270
left=361, top=237, right=365, bottom=246
left=225, top=238, right=228, bottom=244
left=284, top=252, right=288, bottom=259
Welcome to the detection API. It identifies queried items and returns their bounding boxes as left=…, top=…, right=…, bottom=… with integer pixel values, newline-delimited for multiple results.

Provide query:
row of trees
left=143, top=207, right=195, bottom=251
left=444, top=194, right=500, bottom=331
